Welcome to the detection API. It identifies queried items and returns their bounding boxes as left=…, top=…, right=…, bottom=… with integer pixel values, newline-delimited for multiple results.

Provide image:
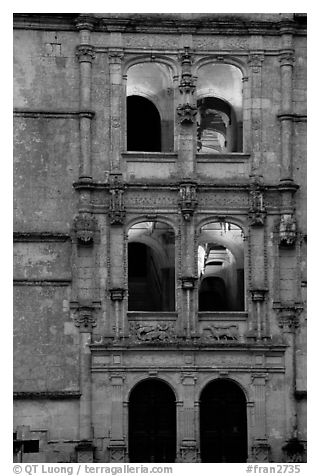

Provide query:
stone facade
left=13, top=13, right=307, bottom=463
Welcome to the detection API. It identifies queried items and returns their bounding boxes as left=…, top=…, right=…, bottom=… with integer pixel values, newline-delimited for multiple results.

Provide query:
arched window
left=198, top=222, right=245, bottom=311
left=196, top=63, right=243, bottom=153
left=126, top=62, right=174, bottom=152
left=127, top=96, right=161, bottom=152
left=197, top=97, right=239, bottom=153
left=128, top=221, right=175, bottom=311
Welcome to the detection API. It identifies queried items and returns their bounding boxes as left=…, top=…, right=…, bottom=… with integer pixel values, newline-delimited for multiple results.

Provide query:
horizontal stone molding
left=127, top=311, right=178, bottom=321
left=198, top=311, right=248, bottom=321
left=13, top=391, right=81, bottom=400
left=277, top=113, right=307, bottom=122
left=122, top=152, right=178, bottom=162
left=196, top=153, right=251, bottom=163
left=13, top=109, right=95, bottom=119
left=13, top=278, right=71, bottom=286
left=13, top=14, right=306, bottom=36
left=13, top=232, right=70, bottom=242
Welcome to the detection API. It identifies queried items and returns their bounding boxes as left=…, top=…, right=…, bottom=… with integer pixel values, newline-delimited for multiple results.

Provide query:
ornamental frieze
left=200, top=324, right=239, bottom=342
left=129, top=322, right=176, bottom=343
left=197, top=191, right=249, bottom=208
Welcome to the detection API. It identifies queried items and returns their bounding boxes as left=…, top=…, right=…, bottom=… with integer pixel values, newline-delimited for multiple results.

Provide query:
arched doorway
left=127, top=95, right=161, bottom=152
left=200, top=379, right=247, bottom=462
left=129, top=379, right=176, bottom=462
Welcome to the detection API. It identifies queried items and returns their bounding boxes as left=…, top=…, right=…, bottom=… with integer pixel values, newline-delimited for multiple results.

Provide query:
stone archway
left=200, top=379, right=248, bottom=462
left=129, top=379, right=176, bottom=462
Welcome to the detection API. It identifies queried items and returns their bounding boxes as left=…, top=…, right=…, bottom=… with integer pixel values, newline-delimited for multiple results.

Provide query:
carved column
left=75, top=16, right=96, bottom=183
left=176, top=47, right=197, bottom=178
left=251, top=374, right=270, bottom=462
left=73, top=303, right=96, bottom=462
left=107, top=173, right=126, bottom=339
left=249, top=289, right=269, bottom=341
left=108, top=374, right=126, bottom=462
left=110, top=288, right=126, bottom=340
left=178, top=181, right=198, bottom=338
left=179, top=374, right=199, bottom=462
left=248, top=49, right=264, bottom=176
left=108, top=49, right=124, bottom=171
left=275, top=306, right=302, bottom=445
left=277, top=25, right=299, bottom=249
left=247, top=177, right=268, bottom=340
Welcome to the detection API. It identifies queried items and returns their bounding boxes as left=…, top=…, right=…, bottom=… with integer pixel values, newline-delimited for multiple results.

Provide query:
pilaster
left=108, top=374, right=126, bottom=462
left=251, top=374, right=271, bottom=462
left=177, top=47, right=197, bottom=178
left=108, top=49, right=124, bottom=171
left=178, top=374, right=199, bottom=462
left=247, top=49, right=264, bottom=175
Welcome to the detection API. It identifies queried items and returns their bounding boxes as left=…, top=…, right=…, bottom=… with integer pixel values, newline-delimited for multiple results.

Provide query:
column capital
left=279, top=50, right=295, bottom=67
left=110, top=288, right=126, bottom=301
left=108, top=49, right=124, bottom=64
left=248, top=53, right=264, bottom=72
left=180, top=276, right=197, bottom=290
left=250, top=289, right=268, bottom=302
left=76, top=44, right=95, bottom=63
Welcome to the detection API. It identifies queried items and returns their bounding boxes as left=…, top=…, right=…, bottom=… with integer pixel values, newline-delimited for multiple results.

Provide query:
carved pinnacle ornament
left=279, top=213, right=297, bottom=247
left=249, top=180, right=266, bottom=226
left=74, top=212, right=97, bottom=244
left=177, top=47, right=197, bottom=124
left=179, top=182, right=198, bottom=220
left=109, top=174, right=126, bottom=225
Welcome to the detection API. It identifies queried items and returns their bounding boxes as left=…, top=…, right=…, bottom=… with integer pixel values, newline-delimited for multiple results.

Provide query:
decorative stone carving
left=74, top=213, right=97, bottom=244
left=177, top=47, right=197, bottom=124
left=179, top=182, right=197, bottom=220
left=249, top=180, right=266, bottom=226
left=251, top=440, right=271, bottom=462
left=282, top=438, right=305, bottom=462
left=73, top=304, right=96, bottom=332
left=201, top=324, right=239, bottom=341
left=109, top=445, right=126, bottom=462
left=180, top=446, right=198, bottom=462
left=275, top=304, right=303, bottom=332
left=76, top=44, right=95, bottom=63
left=75, top=441, right=95, bottom=462
left=177, top=103, right=197, bottom=124
left=109, top=174, right=126, bottom=225
left=129, top=322, right=175, bottom=342
left=279, top=214, right=297, bottom=247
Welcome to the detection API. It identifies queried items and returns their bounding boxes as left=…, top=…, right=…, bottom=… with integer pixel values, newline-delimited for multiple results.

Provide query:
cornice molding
left=13, top=14, right=307, bottom=36
left=13, top=391, right=81, bottom=400
left=13, top=109, right=95, bottom=119
left=13, top=279, right=71, bottom=286
left=13, top=232, right=70, bottom=243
